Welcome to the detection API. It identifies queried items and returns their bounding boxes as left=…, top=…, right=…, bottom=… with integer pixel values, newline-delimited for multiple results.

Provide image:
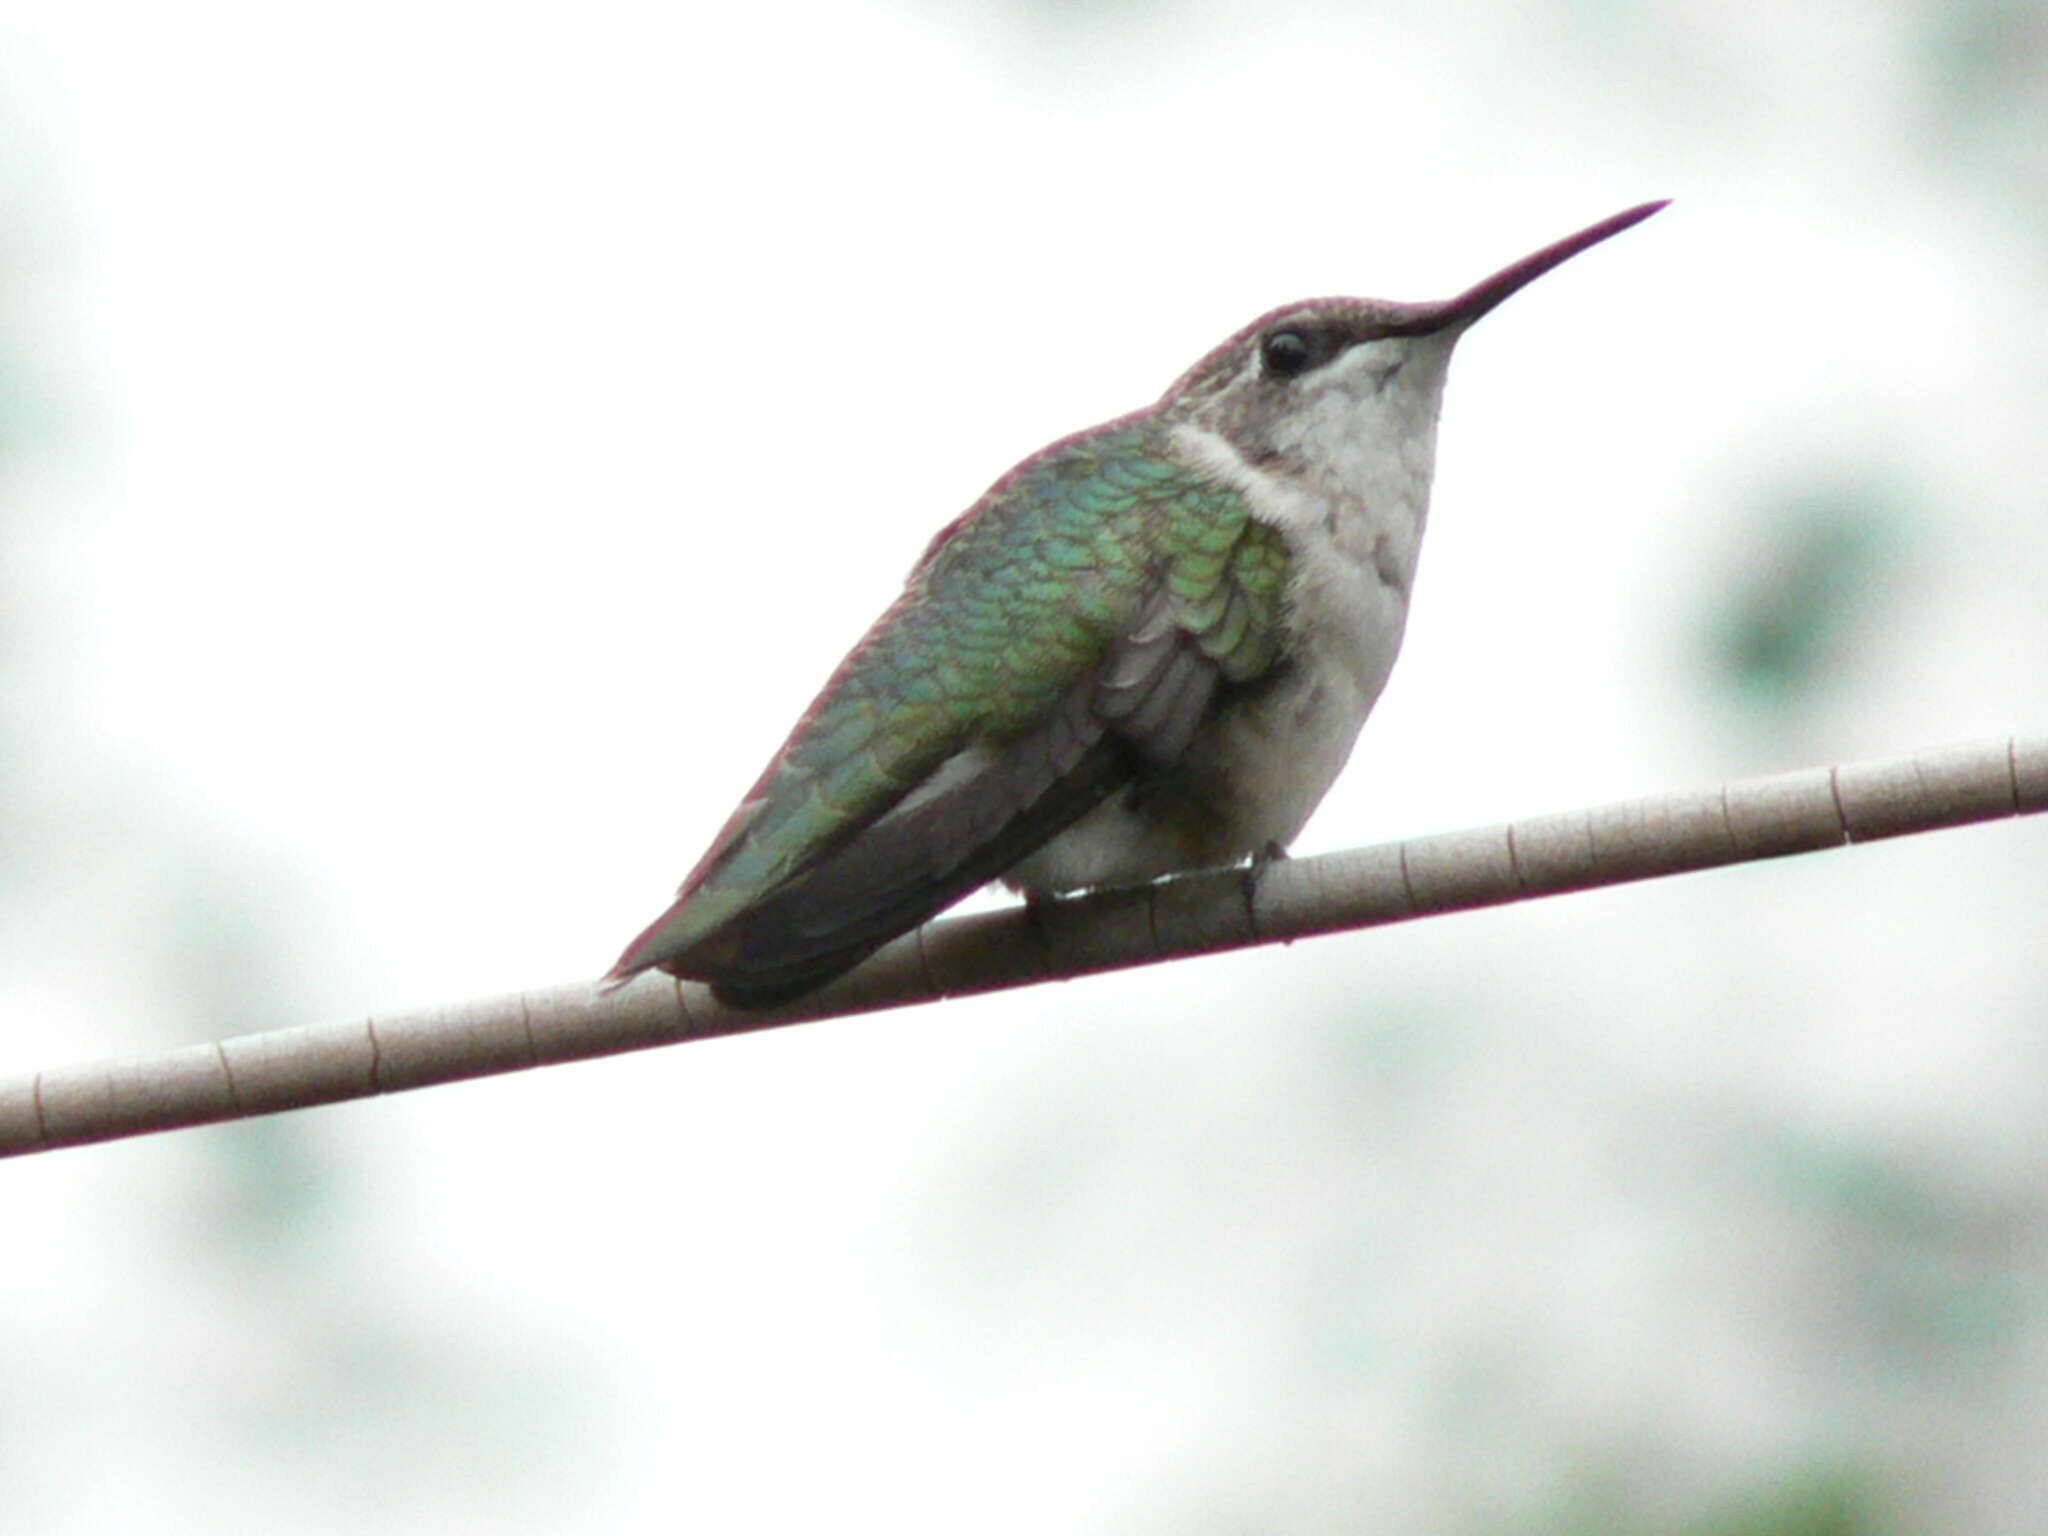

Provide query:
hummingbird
left=610, top=201, right=1666, bottom=1006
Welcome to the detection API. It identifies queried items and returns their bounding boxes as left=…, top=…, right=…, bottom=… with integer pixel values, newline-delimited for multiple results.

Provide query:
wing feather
left=608, top=419, right=1290, bottom=1003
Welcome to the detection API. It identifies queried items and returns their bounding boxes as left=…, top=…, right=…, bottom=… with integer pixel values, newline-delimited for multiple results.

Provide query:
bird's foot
left=1239, top=842, right=1289, bottom=930
left=1019, top=885, right=1060, bottom=964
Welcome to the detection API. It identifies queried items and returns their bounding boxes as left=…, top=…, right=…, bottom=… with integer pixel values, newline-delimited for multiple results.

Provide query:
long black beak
left=1390, top=200, right=1669, bottom=336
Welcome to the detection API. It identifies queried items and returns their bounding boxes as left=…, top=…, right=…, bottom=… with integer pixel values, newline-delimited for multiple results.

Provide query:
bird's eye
left=1261, top=328, right=1318, bottom=379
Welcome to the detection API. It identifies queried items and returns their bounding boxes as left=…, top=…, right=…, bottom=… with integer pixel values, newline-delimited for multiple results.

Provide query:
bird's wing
left=608, top=419, right=1289, bottom=1003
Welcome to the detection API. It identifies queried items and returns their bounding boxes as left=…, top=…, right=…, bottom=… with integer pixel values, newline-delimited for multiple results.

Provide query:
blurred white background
left=3, top=1, right=2046, bottom=1531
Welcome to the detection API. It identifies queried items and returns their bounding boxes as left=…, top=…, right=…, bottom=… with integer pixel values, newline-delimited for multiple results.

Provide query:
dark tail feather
left=702, top=736, right=1130, bottom=1006
left=675, top=612, right=1224, bottom=1007
left=694, top=687, right=1132, bottom=1005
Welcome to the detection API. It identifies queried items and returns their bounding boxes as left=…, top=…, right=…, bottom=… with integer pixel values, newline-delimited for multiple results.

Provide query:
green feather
left=612, top=417, right=1290, bottom=975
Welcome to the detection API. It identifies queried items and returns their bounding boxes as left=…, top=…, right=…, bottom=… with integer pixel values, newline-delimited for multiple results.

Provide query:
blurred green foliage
left=1703, top=483, right=1911, bottom=721
left=1680, top=1472, right=1887, bottom=1536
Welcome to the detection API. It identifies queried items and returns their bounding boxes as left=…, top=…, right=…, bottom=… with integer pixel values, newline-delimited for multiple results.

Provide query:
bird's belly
left=1005, top=565, right=1410, bottom=896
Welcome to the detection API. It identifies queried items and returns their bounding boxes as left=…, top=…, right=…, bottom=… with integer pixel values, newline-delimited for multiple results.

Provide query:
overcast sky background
left=4, top=1, right=2047, bottom=1531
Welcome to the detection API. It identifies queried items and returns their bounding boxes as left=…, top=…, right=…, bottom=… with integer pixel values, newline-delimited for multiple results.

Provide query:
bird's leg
left=1020, top=885, right=1061, bottom=966
left=1240, top=841, right=1289, bottom=930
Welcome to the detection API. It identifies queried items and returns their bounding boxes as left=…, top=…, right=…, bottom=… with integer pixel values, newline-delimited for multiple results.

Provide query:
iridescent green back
left=622, top=417, right=1291, bottom=967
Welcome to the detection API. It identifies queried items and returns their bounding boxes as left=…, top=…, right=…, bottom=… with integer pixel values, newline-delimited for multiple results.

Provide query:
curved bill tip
left=1399, top=199, right=1670, bottom=336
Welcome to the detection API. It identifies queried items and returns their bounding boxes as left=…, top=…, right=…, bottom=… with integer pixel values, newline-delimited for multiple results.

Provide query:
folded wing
left=608, top=421, right=1288, bottom=1005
